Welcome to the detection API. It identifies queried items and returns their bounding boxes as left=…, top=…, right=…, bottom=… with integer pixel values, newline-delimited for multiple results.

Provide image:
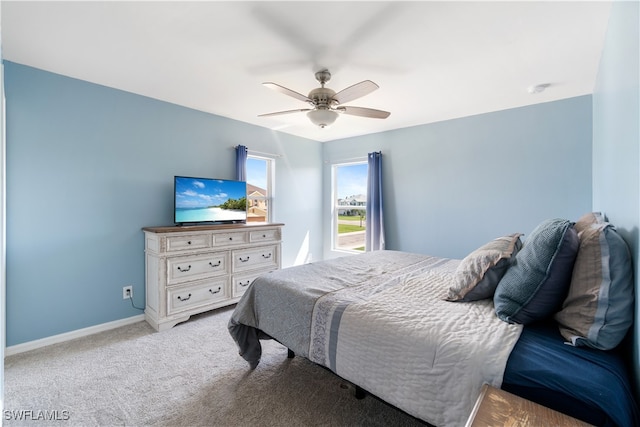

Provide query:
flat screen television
left=174, top=176, right=247, bottom=225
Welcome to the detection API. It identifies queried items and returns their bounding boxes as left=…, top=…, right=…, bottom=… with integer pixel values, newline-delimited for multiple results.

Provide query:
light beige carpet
left=4, top=306, right=427, bottom=426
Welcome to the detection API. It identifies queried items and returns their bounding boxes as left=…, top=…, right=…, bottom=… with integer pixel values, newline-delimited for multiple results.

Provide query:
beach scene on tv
left=175, top=177, right=247, bottom=223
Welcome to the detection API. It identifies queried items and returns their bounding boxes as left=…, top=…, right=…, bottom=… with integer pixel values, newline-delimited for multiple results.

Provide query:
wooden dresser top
left=143, top=223, right=284, bottom=233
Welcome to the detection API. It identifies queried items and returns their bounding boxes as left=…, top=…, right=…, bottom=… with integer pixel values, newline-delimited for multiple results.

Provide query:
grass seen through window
left=338, top=213, right=365, bottom=233
left=339, top=223, right=365, bottom=233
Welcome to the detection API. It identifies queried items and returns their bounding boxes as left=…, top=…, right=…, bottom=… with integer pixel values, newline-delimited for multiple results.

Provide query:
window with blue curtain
left=333, top=161, right=367, bottom=252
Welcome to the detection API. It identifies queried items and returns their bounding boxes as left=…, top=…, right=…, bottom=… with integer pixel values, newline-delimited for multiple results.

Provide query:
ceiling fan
left=259, top=70, right=390, bottom=128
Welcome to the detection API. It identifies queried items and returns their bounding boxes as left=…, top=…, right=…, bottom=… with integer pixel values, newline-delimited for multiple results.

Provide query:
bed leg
left=287, top=349, right=295, bottom=359
left=355, top=385, right=366, bottom=400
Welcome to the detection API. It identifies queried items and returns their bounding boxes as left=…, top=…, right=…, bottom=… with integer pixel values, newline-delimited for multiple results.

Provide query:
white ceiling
left=2, top=1, right=612, bottom=142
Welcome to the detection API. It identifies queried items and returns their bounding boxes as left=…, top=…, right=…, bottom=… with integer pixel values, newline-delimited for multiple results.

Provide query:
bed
left=228, top=216, right=639, bottom=426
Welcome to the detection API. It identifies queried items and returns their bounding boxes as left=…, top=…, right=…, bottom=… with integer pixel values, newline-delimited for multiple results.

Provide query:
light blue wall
left=592, top=0, right=640, bottom=392
left=4, top=62, right=323, bottom=346
left=323, top=96, right=593, bottom=260
left=1, top=64, right=607, bottom=349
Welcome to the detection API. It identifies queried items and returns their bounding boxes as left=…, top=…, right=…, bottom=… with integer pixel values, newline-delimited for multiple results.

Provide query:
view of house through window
left=334, top=161, right=367, bottom=252
left=246, top=155, right=273, bottom=223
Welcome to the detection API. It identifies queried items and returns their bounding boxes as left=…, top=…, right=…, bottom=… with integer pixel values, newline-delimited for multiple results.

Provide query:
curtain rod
left=232, top=146, right=282, bottom=158
left=324, top=157, right=366, bottom=164
left=324, top=152, right=380, bottom=164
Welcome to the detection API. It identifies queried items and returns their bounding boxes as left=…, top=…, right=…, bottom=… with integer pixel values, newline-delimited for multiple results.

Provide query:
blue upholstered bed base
left=503, top=321, right=639, bottom=427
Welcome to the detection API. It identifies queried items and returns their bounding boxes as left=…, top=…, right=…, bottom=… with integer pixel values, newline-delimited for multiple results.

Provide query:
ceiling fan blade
left=332, top=80, right=379, bottom=104
left=263, top=82, right=311, bottom=103
left=338, top=106, right=390, bottom=119
left=258, top=108, right=312, bottom=118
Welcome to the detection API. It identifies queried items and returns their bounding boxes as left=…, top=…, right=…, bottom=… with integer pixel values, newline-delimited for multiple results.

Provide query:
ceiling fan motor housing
left=308, top=87, right=337, bottom=108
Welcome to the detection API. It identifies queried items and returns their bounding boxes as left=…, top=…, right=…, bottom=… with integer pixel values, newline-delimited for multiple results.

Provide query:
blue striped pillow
left=554, top=223, right=634, bottom=350
left=494, top=219, right=579, bottom=324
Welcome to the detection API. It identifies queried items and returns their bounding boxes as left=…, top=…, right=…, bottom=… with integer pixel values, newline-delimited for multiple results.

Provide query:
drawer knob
left=239, top=280, right=250, bottom=287
left=209, top=260, right=221, bottom=268
left=239, top=256, right=250, bottom=262
left=187, top=241, right=191, bottom=245
left=262, top=234, right=266, bottom=238
left=177, top=265, right=192, bottom=272
left=177, top=293, right=192, bottom=301
left=209, top=287, right=221, bottom=295
left=229, top=237, right=233, bottom=241
left=262, top=253, right=272, bottom=259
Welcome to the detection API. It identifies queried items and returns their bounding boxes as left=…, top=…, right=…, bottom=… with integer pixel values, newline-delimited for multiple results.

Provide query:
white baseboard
left=4, top=314, right=146, bottom=357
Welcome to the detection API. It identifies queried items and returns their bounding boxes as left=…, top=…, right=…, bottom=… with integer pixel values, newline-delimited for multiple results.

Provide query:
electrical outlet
left=123, top=286, right=133, bottom=300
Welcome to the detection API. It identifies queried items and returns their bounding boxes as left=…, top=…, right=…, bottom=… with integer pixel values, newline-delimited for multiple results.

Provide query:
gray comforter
left=228, top=250, right=440, bottom=366
left=228, top=250, right=522, bottom=426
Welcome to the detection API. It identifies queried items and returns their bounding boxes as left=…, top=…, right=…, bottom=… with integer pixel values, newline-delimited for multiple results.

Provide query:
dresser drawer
left=167, top=278, right=229, bottom=315
left=213, top=231, right=248, bottom=246
left=250, top=228, right=281, bottom=243
left=165, top=234, right=210, bottom=252
left=167, top=252, right=229, bottom=284
left=232, top=245, right=279, bottom=273
left=232, top=272, right=264, bottom=298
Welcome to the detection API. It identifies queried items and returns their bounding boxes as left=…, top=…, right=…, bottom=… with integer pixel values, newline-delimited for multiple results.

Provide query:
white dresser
left=143, top=223, right=283, bottom=331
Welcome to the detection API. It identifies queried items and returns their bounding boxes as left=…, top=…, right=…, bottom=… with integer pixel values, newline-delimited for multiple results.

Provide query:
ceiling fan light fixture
left=307, top=109, right=338, bottom=128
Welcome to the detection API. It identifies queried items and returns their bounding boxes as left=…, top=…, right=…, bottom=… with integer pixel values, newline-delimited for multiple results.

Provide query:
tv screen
left=174, top=176, right=247, bottom=225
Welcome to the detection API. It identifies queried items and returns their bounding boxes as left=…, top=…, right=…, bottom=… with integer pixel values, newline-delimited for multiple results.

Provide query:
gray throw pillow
left=446, top=233, right=523, bottom=302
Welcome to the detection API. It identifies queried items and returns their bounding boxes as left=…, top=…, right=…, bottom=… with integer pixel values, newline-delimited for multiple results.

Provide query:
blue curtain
left=366, top=151, right=385, bottom=251
left=235, top=145, right=248, bottom=181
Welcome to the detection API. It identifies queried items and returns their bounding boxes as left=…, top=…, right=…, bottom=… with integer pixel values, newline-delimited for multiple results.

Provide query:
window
left=246, top=155, right=274, bottom=223
left=333, top=161, right=367, bottom=252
